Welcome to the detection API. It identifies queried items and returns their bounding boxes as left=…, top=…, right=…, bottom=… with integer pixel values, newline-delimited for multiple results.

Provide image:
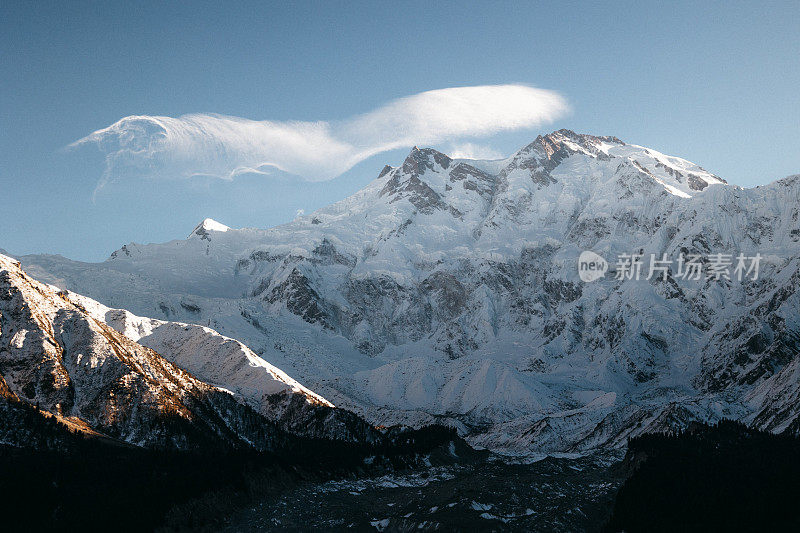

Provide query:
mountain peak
left=196, top=218, right=229, bottom=232
left=190, top=218, right=229, bottom=240
left=530, top=129, right=626, bottom=158
left=402, top=146, right=452, bottom=172
left=546, top=128, right=625, bottom=146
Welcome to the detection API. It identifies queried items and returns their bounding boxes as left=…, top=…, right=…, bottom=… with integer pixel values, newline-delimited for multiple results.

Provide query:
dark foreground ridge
left=0, top=395, right=481, bottom=532
left=604, top=420, right=800, bottom=532
left=5, top=392, right=800, bottom=532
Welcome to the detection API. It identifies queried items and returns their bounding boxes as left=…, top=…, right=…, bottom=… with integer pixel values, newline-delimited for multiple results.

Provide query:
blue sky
left=2, top=0, right=799, bottom=261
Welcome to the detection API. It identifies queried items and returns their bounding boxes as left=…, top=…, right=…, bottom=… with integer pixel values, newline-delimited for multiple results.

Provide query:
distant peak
left=197, top=218, right=229, bottom=232
left=512, top=130, right=626, bottom=163
left=541, top=129, right=626, bottom=149
left=378, top=165, right=393, bottom=179
left=401, top=146, right=452, bottom=174
left=190, top=218, right=229, bottom=240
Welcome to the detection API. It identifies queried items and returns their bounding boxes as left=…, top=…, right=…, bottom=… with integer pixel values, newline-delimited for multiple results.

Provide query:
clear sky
left=2, top=0, right=799, bottom=261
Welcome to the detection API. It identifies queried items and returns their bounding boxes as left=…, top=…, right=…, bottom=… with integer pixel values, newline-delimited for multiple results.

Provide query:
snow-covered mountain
left=0, top=253, right=380, bottom=448
left=0, top=253, right=282, bottom=449
left=16, top=130, right=800, bottom=453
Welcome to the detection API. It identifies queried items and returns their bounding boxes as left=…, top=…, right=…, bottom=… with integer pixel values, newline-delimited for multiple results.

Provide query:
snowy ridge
left=67, top=291, right=334, bottom=416
left=0, top=253, right=284, bottom=449
left=0, top=253, right=383, bottom=448
left=16, top=131, right=800, bottom=453
left=190, top=217, right=230, bottom=239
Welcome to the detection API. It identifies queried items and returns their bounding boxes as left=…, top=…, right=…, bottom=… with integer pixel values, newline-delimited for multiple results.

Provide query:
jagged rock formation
left=0, top=254, right=287, bottom=449
left=0, top=254, right=381, bottom=448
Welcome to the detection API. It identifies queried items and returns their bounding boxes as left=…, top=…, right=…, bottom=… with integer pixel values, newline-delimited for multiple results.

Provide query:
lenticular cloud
left=71, top=84, right=569, bottom=193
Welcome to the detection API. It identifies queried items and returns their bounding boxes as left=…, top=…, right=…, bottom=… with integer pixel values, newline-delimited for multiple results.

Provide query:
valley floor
left=223, top=452, right=625, bottom=532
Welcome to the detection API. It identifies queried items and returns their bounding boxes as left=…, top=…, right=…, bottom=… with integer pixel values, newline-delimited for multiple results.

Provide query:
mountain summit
left=190, top=218, right=230, bottom=239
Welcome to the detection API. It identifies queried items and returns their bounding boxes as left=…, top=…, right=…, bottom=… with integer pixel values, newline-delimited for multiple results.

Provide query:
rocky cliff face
left=16, top=130, right=800, bottom=453
left=0, top=254, right=383, bottom=448
left=0, top=253, right=289, bottom=449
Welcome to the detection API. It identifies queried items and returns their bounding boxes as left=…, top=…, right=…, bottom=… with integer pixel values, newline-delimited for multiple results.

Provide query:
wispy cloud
left=71, top=85, right=568, bottom=195
left=448, top=142, right=505, bottom=160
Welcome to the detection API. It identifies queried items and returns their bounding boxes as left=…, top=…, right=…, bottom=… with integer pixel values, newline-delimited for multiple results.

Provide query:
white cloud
left=72, top=84, right=568, bottom=194
left=447, top=142, right=505, bottom=160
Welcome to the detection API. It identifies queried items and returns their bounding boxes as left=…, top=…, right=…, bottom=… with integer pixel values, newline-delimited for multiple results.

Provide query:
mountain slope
left=16, top=130, right=800, bottom=453
left=0, top=253, right=385, bottom=448
left=67, top=291, right=331, bottom=408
